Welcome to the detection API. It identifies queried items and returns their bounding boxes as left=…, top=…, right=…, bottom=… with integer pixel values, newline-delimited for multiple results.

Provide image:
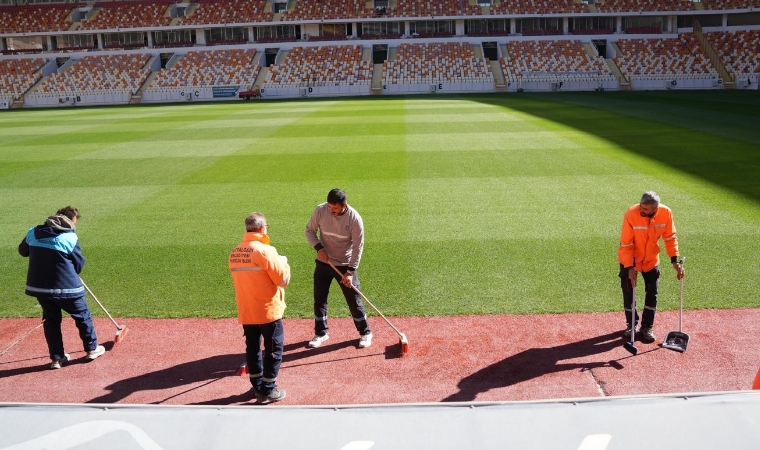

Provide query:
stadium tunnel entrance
left=372, top=44, right=388, bottom=64
left=592, top=39, right=607, bottom=58
left=482, top=41, right=498, bottom=61
left=264, top=48, right=278, bottom=67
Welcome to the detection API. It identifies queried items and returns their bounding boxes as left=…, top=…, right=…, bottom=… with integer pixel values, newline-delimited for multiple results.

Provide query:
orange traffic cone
left=753, top=367, right=760, bottom=390
left=237, top=362, right=248, bottom=376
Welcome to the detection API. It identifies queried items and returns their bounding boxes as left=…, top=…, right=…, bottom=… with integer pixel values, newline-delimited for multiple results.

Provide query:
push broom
left=623, top=282, right=638, bottom=355
left=328, top=262, right=409, bottom=355
left=81, top=279, right=129, bottom=344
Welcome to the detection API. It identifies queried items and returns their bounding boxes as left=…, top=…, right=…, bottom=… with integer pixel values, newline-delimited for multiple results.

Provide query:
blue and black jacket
left=18, top=216, right=85, bottom=299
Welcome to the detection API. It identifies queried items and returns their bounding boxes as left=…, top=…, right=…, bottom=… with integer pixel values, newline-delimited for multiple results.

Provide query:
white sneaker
left=308, top=334, right=329, bottom=348
left=50, top=354, right=70, bottom=370
left=86, top=345, right=106, bottom=360
left=359, top=333, right=373, bottom=348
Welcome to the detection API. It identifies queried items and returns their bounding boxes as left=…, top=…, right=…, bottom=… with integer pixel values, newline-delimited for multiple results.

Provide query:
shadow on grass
left=442, top=331, right=625, bottom=402
left=472, top=90, right=760, bottom=204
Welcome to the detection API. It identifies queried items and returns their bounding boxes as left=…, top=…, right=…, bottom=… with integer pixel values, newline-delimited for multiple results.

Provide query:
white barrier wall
left=142, top=85, right=245, bottom=103
left=24, top=92, right=131, bottom=107
left=511, top=79, right=618, bottom=92
left=0, top=98, right=10, bottom=109
left=143, top=89, right=216, bottom=103
left=260, top=84, right=371, bottom=99
left=735, top=74, right=759, bottom=90
left=630, top=77, right=719, bottom=90
left=382, top=82, right=493, bottom=95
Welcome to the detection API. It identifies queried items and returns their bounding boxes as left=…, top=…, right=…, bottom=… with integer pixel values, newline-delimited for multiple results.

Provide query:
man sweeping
left=18, top=206, right=105, bottom=369
left=305, top=188, right=373, bottom=349
left=618, top=191, right=685, bottom=343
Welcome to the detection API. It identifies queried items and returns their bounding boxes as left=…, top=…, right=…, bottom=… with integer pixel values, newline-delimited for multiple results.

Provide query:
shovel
left=662, top=257, right=689, bottom=352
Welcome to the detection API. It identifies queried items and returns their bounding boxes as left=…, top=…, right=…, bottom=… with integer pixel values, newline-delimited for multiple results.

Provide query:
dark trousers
left=620, top=264, right=660, bottom=329
left=37, top=295, right=99, bottom=361
left=243, top=320, right=283, bottom=395
left=313, top=260, right=371, bottom=337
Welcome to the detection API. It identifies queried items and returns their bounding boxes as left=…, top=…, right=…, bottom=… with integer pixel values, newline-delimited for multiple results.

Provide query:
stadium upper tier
left=0, top=4, right=79, bottom=34
left=594, top=0, right=697, bottom=13
left=0, top=0, right=759, bottom=34
left=176, top=0, right=273, bottom=26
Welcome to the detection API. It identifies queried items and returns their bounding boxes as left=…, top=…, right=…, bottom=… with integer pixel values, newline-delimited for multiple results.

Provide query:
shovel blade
left=662, top=331, right=690, bottom=352
left=623, top=341, right=638, bottom=355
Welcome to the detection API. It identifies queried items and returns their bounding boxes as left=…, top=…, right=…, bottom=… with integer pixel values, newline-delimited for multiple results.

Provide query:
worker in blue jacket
left=19, top=206, right=105, bottom=369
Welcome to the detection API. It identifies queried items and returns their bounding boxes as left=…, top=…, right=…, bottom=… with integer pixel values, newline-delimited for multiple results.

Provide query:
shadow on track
left=87, top=353, right=242, bottom=404
left=442, top=331, right=625, bottom=402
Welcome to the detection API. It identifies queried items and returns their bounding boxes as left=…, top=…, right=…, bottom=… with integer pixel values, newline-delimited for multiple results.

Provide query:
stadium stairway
left=251, top=66, right=269, bottom=91
left=388, top=46, right=397, bottom=61
left=371, top=63, right=383, bottom=95
left=606, top=58, right=630, bottom=90
left=490, top=60, right=507, bottom=92
left=275, top=50, right=288, bottom=65
left=11, top=96, right=25, bottom=109
left=472, top=44, right=484, bottom=58
left=129, top=55, right=158, bottom=104
left=500, top=43, right=510, bottom=60
left=693, top=19, right=735, bottom=89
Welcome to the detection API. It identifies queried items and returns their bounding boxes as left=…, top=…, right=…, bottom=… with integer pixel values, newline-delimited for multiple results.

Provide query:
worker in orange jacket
left=229, top=212, right=290, bottom=404
left=618, top=191, right=684, bottom=343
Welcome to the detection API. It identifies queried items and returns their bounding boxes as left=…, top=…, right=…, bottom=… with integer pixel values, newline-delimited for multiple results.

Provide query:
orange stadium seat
left=383, top=42, right=493, bottom=85
left=0, top=58, right=47, bottom=99
left=34, top=54, right=151, bottom=95
left=614, top=34, right=718, bottom=80
left=706, top=29, right=760, bottom=77
left=501, top=40, right=613, bottom=83
left=147, top=49, right=260, bottom=90
left=177, top=0, right=273, bottom=26
left=77, top=0, right=173, bottom=31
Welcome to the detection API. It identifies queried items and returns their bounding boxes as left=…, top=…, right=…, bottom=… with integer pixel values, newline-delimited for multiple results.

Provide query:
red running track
left=1, top=309, right=759, bottom=406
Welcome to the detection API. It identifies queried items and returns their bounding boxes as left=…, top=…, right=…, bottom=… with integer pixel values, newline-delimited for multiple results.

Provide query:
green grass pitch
left=2, top=91, right=759, bottom=319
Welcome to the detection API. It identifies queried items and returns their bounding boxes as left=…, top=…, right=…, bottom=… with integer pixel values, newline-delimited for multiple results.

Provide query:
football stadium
left=1, top=0, right=760, bottom=449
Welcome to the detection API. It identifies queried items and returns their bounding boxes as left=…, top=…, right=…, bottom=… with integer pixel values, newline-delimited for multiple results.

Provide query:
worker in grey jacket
left=305, top=188, right=372, bottom=349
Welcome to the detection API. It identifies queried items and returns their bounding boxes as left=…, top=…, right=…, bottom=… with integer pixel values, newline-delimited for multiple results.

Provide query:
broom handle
left=81, top=279, right=120, bottom=328
left=678, top=257, right=685, bottom=332
left=327, top=261, right=404, bottom=339
left=631, top=284, right=636, bottom=343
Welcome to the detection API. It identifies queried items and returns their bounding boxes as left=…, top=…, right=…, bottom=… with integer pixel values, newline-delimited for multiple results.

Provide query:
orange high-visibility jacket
left=229, top=232, right=290, bottom=325
left=618, top=203, right=679, bottom=273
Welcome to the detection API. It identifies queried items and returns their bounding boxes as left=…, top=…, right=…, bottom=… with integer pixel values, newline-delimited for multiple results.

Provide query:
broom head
left=400, top=333, right=409, bottom=355
left=623, top=341, right=638, bottom=355
left=114, top=325, right=129, bottom=344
